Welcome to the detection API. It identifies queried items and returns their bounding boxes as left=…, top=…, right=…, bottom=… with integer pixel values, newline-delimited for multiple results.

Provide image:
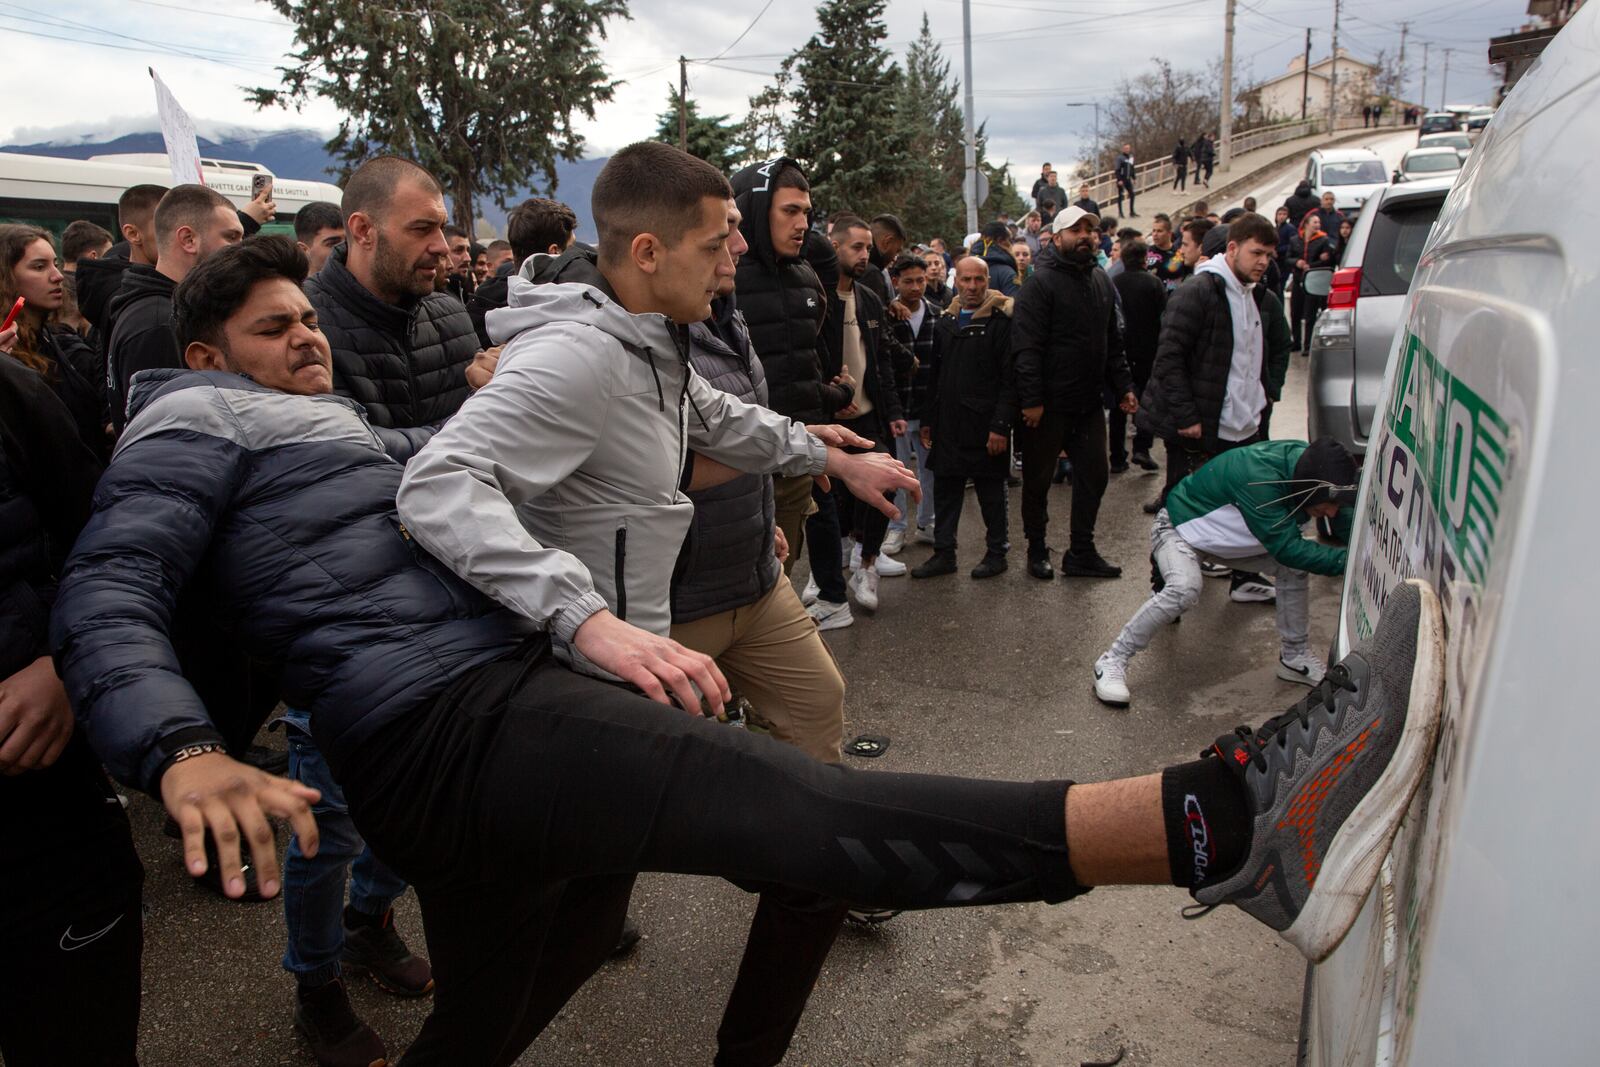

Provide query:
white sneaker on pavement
left=1093, top=653, right=1131, bottom=707
left=848, top=568, right=879, bottom=612
left=872, top=554, right=907, bottom=577
left=800, top=574, right=819, bottom=606
left=1277, top=650, right=1326, bottom=687
left=1230, top=578, right=1277, bottom=603
left=807, top=598, right=854, bottom=631
left=881, top=528, right=906, bottom=555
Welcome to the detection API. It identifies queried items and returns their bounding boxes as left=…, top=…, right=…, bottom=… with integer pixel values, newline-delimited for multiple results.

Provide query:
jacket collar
left=943, top=289, right=1012, bottom=320
left=320, top=245, right=419, bottom=335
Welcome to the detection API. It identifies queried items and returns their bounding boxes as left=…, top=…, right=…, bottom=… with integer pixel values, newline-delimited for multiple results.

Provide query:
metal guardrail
left=1058, top=115, right=1401, bottom=212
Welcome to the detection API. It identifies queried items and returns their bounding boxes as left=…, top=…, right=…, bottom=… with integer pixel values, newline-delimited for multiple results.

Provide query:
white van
left=0, top=152, right=343, bottom=239
left=1303, top=7, right=1599, bottom=1064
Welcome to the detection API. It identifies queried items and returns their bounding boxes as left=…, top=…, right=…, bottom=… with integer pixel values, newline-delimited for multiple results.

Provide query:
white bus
left=0, top=151, right=343, bottom=241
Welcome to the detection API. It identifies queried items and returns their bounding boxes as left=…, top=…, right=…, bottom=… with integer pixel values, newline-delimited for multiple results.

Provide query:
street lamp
left=1064, top=101, right=1101, bottom=174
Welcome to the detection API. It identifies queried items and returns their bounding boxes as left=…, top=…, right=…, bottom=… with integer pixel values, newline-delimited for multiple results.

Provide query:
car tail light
left=1327, top=266, right=1361, bottom=309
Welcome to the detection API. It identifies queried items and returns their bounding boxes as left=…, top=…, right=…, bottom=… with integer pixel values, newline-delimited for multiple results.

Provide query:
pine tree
left=893, top=15, right=967, bottom=243
left=655, top=85, right=743, bottom=174
left=249, top=0, right=626, bottom=230
left=737, top=62, right=793, bottom=167
left=783, top=0, right=917, bottom=218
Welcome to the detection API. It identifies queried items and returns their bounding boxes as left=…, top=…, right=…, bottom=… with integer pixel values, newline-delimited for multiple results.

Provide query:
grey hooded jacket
left=396, top=275, right=828, bottom=674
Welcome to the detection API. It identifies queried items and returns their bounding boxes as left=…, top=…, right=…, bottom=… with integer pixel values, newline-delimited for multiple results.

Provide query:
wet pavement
left=123, top=361, right=1331, bottom=1066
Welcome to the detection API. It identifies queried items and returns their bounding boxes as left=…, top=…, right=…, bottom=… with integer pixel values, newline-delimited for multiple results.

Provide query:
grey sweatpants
left=1106, top=509, right=1309, bottom=664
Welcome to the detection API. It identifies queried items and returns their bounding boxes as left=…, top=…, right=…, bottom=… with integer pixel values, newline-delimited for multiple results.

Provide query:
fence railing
left=1058, top=114, right=1402, bottom=212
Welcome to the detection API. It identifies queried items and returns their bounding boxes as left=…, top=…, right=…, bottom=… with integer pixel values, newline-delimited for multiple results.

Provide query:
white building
left=1248, top=50, right=1379, bottom=121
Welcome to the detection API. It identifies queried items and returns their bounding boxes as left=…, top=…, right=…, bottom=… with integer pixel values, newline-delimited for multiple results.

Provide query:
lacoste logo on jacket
left=806, top=298, right=817, bottom=308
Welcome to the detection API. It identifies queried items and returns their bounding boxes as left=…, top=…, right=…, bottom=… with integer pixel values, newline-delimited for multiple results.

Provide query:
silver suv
left=1306, top=176, right=1454, bottom=456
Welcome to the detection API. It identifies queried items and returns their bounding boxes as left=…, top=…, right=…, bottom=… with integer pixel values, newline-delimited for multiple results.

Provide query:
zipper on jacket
left=614, top=523, right=628, bottom=621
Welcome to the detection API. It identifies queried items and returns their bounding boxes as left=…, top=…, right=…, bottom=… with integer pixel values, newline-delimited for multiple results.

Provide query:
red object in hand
left=0, top=296, right=24, bottom=332
left=1327, top=267, right=1362, bottom=310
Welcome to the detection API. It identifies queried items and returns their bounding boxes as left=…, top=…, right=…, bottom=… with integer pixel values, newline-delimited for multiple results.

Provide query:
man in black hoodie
left=105, top=184, right=242, bottom=430
left=1283, top=181, right=1319, bottom=228
left=1013, top=207, right=1138, bottom=580
left=468, top=196, right=578, bottom=348
left=730, top=159, right=854, bottom=583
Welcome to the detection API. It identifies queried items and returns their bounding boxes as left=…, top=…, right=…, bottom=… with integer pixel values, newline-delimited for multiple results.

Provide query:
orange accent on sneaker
left=1275, top=719, right=1379, bottom=888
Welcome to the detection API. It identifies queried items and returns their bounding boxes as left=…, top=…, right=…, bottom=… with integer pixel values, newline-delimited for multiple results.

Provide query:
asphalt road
left=110, top=344, right=1340, bottom=1067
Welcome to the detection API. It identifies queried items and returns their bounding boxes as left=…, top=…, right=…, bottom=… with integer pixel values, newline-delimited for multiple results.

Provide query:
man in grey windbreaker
left=395, top=141, right=918, bottom=707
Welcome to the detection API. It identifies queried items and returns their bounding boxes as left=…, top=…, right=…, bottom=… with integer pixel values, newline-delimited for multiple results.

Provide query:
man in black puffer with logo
left=731, top=159, right=854, bottom=575
left=305, top=157, right=480, bottom=462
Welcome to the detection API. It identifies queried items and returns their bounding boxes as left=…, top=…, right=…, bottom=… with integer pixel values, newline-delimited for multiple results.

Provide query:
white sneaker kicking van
left=1303, top=10, right=1599, bottom=1065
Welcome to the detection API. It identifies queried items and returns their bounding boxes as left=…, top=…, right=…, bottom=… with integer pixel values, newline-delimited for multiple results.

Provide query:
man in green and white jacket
left=1093, top=438, right=1357, bottom=706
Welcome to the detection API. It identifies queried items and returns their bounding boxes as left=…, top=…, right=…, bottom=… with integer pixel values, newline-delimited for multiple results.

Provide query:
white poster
left=150, top=67, right=205, bottom=187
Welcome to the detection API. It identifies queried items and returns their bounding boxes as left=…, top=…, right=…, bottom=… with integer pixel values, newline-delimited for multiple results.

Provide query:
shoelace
left=1217, top=664, right=1360, bottom=775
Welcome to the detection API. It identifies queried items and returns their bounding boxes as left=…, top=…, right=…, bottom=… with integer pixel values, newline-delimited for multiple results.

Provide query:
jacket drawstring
left=672, top=325, right=709, bottom=429
left=643, top=347, right=666, bottom=412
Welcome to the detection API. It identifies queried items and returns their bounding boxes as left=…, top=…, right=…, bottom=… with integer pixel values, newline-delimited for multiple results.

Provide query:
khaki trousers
left=772, top=474, right=818, bottom=578
left=671, top=578, right=846, bottom=764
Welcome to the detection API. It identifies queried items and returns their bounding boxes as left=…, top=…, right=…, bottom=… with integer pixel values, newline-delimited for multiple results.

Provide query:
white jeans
left=1107, top=510, right=1309, bottom=664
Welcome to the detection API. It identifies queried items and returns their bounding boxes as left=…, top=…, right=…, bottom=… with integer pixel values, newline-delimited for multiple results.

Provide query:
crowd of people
left=0, top=137, right=1446, bottom=1067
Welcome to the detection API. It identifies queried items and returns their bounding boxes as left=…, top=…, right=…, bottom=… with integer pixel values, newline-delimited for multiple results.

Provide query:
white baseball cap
left=1048, top=205, right=1100, bottom=233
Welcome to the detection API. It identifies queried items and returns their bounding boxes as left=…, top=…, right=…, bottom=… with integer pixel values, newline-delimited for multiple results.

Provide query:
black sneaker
left=911, top=551, right=958, bottom=578
left=970, top=552, right=1007, bottom=579
left=1026, top=544, right=1055, bottom=580
left=610, top=913, right=642, bottom=959
left=1061, top=549, right=1122, bottom=579
left=1131, top=449, right=1159, bottom=471
left=1109, top=458, right=1130, bottom=474
left=294, top=979, right=387, bottom=1067
left=341, top=907, right=434, bottom=997
left=1142, top=495, right=1163, bottom=515
left=1194, top=580, right=1445, bottom=962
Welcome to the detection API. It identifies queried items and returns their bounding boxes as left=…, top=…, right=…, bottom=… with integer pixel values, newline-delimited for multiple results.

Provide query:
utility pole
left=961, top=0, right=979, bottom=233
left=1396, top=21, right=1410, bottom=108
left=1220, top=0, right=1236, bottom=169
left=1301, top=28, right=1312, bottom=120
left=1327, top=0, right=1342, bottom=133
left=678, top=56, right=688, bottom=152
left=1420, top=41, right=1430, bottom=112
left=1440, top=47, right=1453, bottom=110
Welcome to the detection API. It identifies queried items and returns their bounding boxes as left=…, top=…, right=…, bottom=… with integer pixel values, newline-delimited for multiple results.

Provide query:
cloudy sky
left=0, top=0, right=1531, bottom=174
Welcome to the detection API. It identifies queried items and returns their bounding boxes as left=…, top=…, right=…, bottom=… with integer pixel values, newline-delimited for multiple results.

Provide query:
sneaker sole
left=1230, top=591, right=1277, bottom=604
left=1093, top=684, right=1130, bottom=708
left=813, top=612, right=854, bottom=631
left=1283, top=579, right=1445, bottom=962
left=343, top=960, right=436, bottom=998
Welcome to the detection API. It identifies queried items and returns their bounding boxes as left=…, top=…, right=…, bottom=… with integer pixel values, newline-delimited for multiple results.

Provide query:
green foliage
left=249, top=0, right=627, bottom=229
left=655, top=84, right=743, bottom=174
left=893, top=14, right=968, bottom=243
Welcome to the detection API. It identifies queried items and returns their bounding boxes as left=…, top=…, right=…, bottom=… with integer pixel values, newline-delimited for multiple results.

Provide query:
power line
left=0, top=14, right=277, bottom=74
left=699, top=0, right=779, bottom=63
left=121, top=0, right=290, bottom=25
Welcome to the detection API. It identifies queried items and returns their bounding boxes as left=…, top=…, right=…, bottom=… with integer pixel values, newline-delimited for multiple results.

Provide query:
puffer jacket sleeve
left=50, top=427, right=243, bottom=792
left=373, top=422, right=437, bottom=464
left=989, top=314, right=1018, bottom=434
left=1010, top=274, right=1052, bottom=410
left=684, top=368, right=828, bottom=476
left=1101, top=273, right=1135, bottom=398
left=1262, top=290, right=1292, bottom=402
left=395, top=323, right=612, bottom=644
left=1145, top=279, right=1208, bottom=433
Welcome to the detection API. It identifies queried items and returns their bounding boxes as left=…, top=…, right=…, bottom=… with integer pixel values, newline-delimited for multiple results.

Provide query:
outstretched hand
left=829, top=449, right=921, bottom=521
left=574, top=609, right=731, bottom=717
left=805, top=423, right=874, bottom=450
left=161, top=752, right=321, bottom=900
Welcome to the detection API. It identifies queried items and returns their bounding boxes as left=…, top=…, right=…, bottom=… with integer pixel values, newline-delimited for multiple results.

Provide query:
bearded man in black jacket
left=1012, top=207, right=1138, bottom=580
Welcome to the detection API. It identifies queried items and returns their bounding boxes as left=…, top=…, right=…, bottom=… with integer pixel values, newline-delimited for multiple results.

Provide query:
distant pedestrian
left=1115, top=143, right=1138, bottom=217
left=1200, top=133, right=1216, bottom=186
left=1074, top=183, right=1101, bottom=220
left=1362, top=105, right=1372, bottom=128
left=1373, top=103, right=1384, bottom=125
left=1171, top=139, right=1189, bottom=191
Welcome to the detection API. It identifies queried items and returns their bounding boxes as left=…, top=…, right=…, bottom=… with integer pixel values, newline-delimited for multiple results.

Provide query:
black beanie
left=1292, top=437, right=1358, bottom=508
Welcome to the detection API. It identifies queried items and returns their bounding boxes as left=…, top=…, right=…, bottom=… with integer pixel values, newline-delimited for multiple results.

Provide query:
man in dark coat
left=1283, top=180, right=1319, bottom=227
left=1171, top=140, right=1190, bottom=191
left=1109, top=240, right=1166, bottom=474
left=1114, top=144, right=1138, bottom=216
left=971, top=221, right=1021, bottom=296
left=1013, top=207, right=1138, bottom=580
left=303, top=158, right=481, bottom=463
left=731, top=159, right=853, bottom=580
left=912, top=256, right=1016, bottom=580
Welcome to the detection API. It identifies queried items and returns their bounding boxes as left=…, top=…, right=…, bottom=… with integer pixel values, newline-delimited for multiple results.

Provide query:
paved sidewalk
left=1095, top=123, right=1409, bottom=224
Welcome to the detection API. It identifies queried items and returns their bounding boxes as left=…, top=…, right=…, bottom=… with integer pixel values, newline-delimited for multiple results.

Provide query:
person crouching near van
left=1092, top=437, right=1357, bottom=707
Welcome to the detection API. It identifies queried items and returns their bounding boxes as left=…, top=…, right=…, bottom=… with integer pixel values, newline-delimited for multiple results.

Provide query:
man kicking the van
left=55, top=159, right=1443, bottom=1067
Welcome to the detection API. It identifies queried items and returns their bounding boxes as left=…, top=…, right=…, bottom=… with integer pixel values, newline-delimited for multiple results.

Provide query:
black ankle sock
left=1160, top=758, right=1251, bottom=890
left=343, top=904, right=386, bottom=929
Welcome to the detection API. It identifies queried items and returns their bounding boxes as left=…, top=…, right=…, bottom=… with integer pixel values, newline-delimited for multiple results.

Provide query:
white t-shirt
left=907, top=301, right=927, bottom=337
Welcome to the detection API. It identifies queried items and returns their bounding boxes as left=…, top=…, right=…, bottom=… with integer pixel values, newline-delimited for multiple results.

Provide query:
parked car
left=1305, top=175, right=1455, bottom=455
left=1465, top=104, right=1496, bottom=130
left=1417, top=110, right=1460, bottom=136
left=1417, top=131, right=1474, bottom=162
left=1305, top=146, right=1390, bottom=218
left=1306, top=8, right=1599, bottom=1064
left=1393, top=146, right=1463, bottom=183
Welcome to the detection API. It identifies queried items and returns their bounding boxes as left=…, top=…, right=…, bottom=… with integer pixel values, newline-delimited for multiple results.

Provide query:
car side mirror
left=1393, top=170, right=1402, bottom=183
left=1302, top=268, right=1335, bottom=297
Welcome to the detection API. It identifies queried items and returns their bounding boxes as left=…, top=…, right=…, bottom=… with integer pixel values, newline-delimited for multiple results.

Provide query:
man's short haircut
left=486, top=239, right=511, bottom=256
left=1121, top=240, right=1149, bottom=270
left=293, top=201, right=344, bottom=241
left=340, top=156, right=444, bottom=226
left=507, top=196, right=578, bottom=262
left=1227, top=212, right=1279, bottom=248
left=118, top=183, right=167, bottom=229
left=62, top=220, right=114, bottom=261
left=443, top=224, right=468, bottom=242
left=888, top=253, right=926, bottom=278
left=871, top=213, right=906, bottom=241
left=154, top=184, right=236, bottom=246
left=1024, top=209, right=1041, bottom=222
left=1117, top=226, right=1142, bottom=241
left=1153, top=212, right=1172, bottom=226
left=830, top=213, right=869, bottom=239
left=980, top=220, right=1009, bottom=242
left=772, top=162, right=809, bottom=193
left=173, top=235, right=308, bottom=350
left=1220, top=207, right=1245, bottom=224
left=591, top=141, right=733, bottom=266
left=1181, top=218, right=1216, bottom=245
left=1192, top=200, right=1210, bottom=216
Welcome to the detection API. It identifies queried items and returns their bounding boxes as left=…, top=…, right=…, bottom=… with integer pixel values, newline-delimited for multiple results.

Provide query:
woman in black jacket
left=0, top=225, right=109, bottom=458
